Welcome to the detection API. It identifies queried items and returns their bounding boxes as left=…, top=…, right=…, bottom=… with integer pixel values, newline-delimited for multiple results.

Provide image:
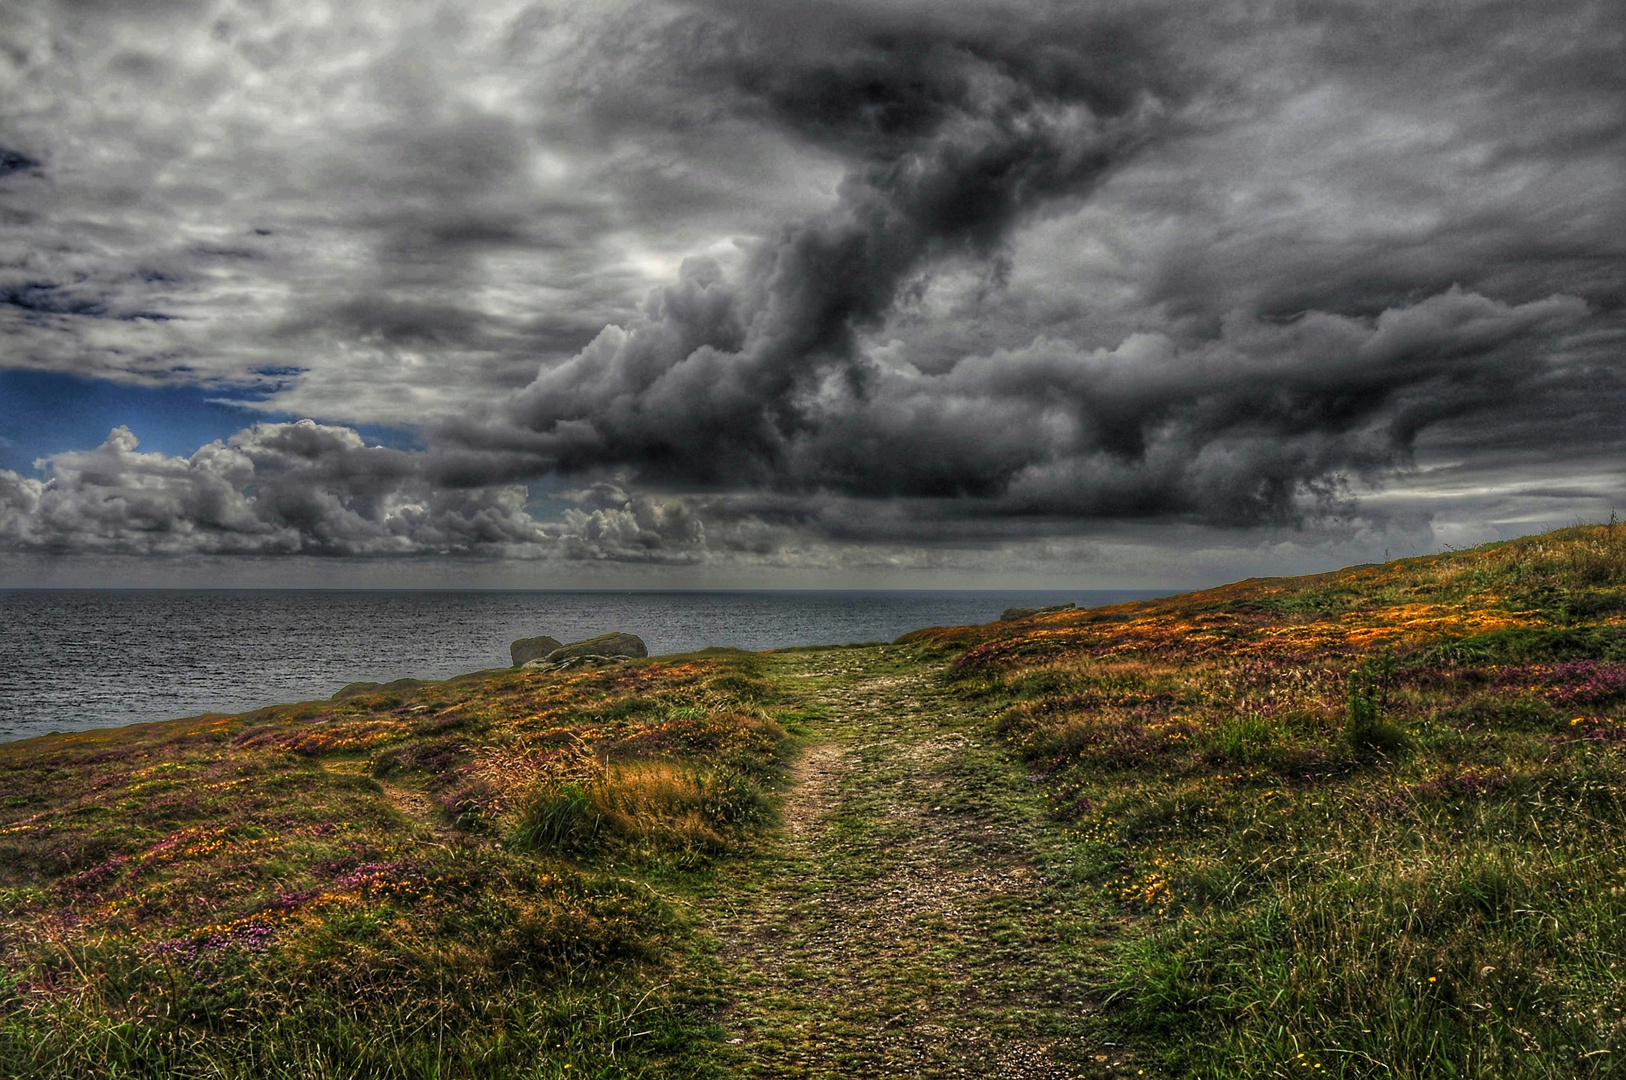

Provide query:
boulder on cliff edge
left=510, top=635, right=563, bottom=667
left=545, top=632, right=648, bottom=663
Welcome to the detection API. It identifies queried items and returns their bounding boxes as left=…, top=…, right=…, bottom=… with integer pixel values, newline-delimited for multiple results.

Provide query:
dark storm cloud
left=476, top=0, right=1624, bottom=528
left=498, top=0, right=1178, bottom=482
left=495, top=286, right=1600, bottom=533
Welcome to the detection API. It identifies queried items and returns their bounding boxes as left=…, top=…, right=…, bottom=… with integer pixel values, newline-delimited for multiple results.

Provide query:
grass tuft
left=512, top=782, right=604, bottom=854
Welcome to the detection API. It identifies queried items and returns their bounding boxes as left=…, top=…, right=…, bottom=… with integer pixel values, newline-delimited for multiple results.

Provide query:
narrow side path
left=696, top=646, right=1138, bottom=1079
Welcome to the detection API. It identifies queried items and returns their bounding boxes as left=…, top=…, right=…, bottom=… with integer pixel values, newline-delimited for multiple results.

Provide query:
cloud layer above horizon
left=1, top=0, right=1622, bottom=582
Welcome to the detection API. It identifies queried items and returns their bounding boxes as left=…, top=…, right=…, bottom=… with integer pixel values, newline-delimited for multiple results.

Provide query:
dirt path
left=702, top=647, right=1136, bottom=1079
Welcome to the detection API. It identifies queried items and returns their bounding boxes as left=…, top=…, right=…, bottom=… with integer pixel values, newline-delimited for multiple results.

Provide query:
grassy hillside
left=2, top=523, right=1624, bottom=1078
left=0, top=651, right=799, bottom=1077
left=902, top=522, right=1626, bottom=1076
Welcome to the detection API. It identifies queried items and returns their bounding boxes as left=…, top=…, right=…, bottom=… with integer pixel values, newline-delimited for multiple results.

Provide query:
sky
left=0, top=0, right=1621, bottom=588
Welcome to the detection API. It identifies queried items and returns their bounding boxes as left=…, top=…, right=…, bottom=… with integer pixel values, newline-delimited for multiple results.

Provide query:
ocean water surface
left=0, top=589, right=1174, bottom=742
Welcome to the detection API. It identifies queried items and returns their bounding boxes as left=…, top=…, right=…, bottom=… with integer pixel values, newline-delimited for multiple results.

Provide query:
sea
left=0, top=589, right=1174, bottom=743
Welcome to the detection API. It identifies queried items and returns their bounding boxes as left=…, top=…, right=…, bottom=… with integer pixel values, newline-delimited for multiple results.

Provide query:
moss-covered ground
left=3, top=523, right=1625, bottom=1077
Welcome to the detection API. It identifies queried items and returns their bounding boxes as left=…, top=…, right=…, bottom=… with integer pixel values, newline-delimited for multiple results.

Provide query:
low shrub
left=1347, top=651, right=1409, bottom=754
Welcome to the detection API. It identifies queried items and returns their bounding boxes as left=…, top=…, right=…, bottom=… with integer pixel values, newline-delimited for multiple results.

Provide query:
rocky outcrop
left=548, top=632, right=647, bottom=662
left=510, top=635, right=564, bottom=667
left=519, top=632, right=649, bottom=672
left=999, top=602, right=1077, bottom=622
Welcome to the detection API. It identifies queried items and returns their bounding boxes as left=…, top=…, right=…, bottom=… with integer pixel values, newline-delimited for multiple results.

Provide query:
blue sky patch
left=0, top=369, right=419, bottom=474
